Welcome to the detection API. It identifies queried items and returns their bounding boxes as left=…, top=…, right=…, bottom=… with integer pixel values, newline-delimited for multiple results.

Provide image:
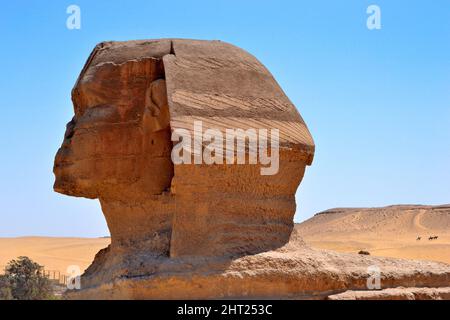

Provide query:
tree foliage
left=0, top=256, right=53, bottom=300
left=0, top=275, right=13, bottom=300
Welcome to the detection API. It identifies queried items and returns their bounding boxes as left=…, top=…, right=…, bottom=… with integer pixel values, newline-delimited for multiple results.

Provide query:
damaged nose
left=54, top=118, right=76, bottom=168
left=64, top=118, right=76, bottom=140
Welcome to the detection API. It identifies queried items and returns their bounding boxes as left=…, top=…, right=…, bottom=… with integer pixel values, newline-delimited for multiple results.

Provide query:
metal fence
left=41, top=269, right=68, bottom=285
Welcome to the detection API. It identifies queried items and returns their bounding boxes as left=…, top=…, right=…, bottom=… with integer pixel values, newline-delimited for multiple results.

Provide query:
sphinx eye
left=81, top=105, right=119, bottom=122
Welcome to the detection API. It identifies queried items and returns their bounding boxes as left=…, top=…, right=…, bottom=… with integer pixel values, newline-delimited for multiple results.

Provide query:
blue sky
left=0, top=1, right=449, bottom=237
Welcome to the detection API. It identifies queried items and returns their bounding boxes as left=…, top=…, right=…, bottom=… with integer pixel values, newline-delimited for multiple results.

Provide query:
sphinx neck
left=99, top=195, right=174, bottom=256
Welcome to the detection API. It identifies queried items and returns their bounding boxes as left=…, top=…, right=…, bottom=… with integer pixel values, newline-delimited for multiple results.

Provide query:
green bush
left=0, top=256, right=54, bottom=300
left=0, top=275, right=13, bottom=300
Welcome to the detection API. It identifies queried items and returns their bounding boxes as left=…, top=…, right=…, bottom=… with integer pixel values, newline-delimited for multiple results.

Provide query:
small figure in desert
left=416, top=236, right=421, bottom=241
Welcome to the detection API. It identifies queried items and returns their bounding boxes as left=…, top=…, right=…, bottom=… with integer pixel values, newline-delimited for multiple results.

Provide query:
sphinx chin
left=53, top=180, right=97, bottom=199
left=53, top=168, right=98, bottom=199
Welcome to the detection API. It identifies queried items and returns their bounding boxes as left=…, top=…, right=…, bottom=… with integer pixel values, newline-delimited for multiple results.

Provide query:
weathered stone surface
left=68, top=231, right=450, bottom=299
left=327, top=287, right=450, bottom=300
left=54, top=39, right=450, bottom=299
left=54, top=39, right=315, bottom=293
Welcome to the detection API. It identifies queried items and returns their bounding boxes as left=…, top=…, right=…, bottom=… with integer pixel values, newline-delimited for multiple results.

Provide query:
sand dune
left=296, top=205, right=450, bottom=264
left=0, top=237, right=110, bottom=275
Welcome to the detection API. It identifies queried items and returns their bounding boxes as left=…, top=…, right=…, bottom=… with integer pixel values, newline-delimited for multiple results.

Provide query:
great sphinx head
left=54, top=41, right=173, bottom=201
left=54, top=39, right=315, bottom=260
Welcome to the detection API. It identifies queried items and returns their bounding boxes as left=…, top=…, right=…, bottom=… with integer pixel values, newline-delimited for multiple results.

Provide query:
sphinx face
left=53, top=57, right=173, bottom=200
left=54, top=105, right=143, bottom=198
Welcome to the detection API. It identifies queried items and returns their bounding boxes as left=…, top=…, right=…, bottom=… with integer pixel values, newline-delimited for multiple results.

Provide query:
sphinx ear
left=150, top=79, right=168, bottom=110
left=144, top=82, right=160, bottom=117
left=143, top=79, right=170, bottom=132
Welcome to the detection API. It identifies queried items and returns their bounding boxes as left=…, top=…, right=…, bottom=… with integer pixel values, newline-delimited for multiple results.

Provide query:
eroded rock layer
left=70, top=232, right=450, bottom=299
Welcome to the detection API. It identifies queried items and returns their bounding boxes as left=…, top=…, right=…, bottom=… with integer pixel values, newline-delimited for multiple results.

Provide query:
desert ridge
left=296, top=204, right=450, bottom=264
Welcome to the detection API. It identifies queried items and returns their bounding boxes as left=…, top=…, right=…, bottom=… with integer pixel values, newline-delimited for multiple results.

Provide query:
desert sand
left=0, top=237, right=110, bottom=275
left=296, top=205, right=450, bottom=264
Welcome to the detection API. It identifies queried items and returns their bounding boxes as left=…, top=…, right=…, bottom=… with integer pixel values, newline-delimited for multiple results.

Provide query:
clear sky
left=0, top=1, right=449, bottom=237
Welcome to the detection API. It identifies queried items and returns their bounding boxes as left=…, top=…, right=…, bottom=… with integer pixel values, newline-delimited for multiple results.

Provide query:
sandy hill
left=296, top=204, right=450, bottom=264
left=0, top=237, right=110, bottom=275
